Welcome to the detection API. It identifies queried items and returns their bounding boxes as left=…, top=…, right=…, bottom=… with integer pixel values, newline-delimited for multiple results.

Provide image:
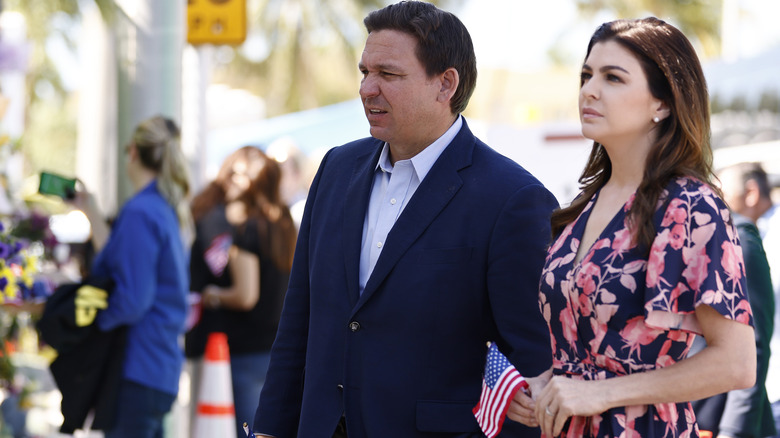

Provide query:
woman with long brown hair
left=509, top=18, right=756, bottom=437
left=186, top=145, right=296, bottom=437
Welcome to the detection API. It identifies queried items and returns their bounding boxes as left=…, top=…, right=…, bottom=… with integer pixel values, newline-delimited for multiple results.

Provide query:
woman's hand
left=67, top=179, right=95, bottom=212
left=69, top=179, right=110, bottom=251
left=202, top=285, right=222, bottom=309
left=507, top=367, right=552, bottom=428
left=535, top=376, right=611, bottom=437
left=201, top=247, right=260, bottom=311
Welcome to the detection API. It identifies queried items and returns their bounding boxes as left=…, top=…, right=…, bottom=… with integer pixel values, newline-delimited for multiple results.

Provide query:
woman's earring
left=653, top=117, right=660, bottom=123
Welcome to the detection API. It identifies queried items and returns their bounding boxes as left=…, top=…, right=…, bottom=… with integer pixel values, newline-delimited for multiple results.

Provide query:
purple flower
left=29, top=212, right=49, bottom=230
left=0, top=241, right=11, bottom=259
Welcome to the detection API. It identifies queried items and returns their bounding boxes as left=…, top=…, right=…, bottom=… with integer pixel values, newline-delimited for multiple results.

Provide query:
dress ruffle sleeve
left=644, top=178, right=753, bottom=334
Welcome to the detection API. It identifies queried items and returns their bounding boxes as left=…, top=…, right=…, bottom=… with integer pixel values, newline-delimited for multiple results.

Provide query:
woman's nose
left=580, top=79, right=598, bottom=100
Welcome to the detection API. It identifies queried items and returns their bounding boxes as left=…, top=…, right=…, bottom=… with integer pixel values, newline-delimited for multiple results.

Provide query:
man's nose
left=360, top=74, right=379, bottom=99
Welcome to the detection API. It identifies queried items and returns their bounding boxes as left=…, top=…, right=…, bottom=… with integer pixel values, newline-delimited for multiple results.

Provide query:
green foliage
left=211, top=0, right=388, bottom=116
left=2, top=0, right=83, bottom=178
left=758, top=89, right=780, bottom=113
left=574, top=0, right=722, bottom=58
left=711, top=89, right=780, bottom=114
left=4, top=0, right=465, bottom=149
left=215, top=0, right=456, bottom=116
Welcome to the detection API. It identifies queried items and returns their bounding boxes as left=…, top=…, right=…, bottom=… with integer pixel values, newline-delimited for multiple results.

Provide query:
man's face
left=358, top=29, right=446, bottom=158
left=718, top=168, right=748, bottom=216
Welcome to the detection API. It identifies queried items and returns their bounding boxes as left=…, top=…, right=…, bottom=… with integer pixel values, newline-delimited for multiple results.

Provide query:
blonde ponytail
left=132, top=116, right=194, bottom=245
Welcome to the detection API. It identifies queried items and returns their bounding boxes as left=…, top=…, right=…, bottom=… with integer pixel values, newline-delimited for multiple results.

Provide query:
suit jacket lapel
left=354, top=121, right=475, bottom=313
left=343, top=144, right=383, bottom=306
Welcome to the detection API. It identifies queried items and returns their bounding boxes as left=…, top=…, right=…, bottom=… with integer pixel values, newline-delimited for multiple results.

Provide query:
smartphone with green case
left=38, top=171, right=77, bottom=199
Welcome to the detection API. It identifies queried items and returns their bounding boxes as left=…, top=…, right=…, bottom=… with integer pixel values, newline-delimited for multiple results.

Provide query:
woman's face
left=125, top=143, right=141, bottom=182
left=224, top=160, right=251, bottom=202
left=579, top=40, right=665, bottom=150
left=223, top=153, right=266, bottom=202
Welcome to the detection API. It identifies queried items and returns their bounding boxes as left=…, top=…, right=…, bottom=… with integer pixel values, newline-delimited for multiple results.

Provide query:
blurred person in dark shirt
left=186, top=146, right=296, bottom=438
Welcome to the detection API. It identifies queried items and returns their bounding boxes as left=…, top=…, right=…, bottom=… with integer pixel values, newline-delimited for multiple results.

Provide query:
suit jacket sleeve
left=489, top=182, right=558, bottom=377
left=718, top=220, right=775, bottom=438
left=252, top=148, right=334, bottom=437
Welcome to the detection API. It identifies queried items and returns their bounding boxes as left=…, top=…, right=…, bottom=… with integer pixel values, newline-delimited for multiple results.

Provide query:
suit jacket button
left=349, top=321, right=360, bottom=332
left=337, top=384, right=344, bottom=391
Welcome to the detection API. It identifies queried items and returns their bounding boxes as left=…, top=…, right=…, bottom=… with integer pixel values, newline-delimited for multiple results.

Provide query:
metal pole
left=114, top=0, right=185, bottom=204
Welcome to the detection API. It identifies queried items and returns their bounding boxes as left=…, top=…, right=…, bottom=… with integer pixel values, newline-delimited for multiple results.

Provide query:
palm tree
left=215, top=0, right=457, bottom=116
left=211, top=0, right=384, bottom=116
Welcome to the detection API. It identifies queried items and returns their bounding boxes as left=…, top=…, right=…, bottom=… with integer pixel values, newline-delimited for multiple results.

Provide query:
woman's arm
left=71, top=186, right=110, bottom=252
left=202, top=246, right=260, bottom=311
left=535, top=305, right=756, bottom=437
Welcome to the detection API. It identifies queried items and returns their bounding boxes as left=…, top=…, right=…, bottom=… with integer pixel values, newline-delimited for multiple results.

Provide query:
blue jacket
left=93, top=180, right=189, bottom=396
left=254, top=120, right=558, bottom=437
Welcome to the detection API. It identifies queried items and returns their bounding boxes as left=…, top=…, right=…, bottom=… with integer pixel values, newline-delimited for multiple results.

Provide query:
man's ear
left=744, top=179, right=761, bottom=208
left=437, top=67, right=459, bottom=103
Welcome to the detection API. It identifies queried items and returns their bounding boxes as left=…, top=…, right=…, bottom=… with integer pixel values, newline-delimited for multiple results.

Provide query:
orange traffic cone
left=193, top=332, right=237, bottom=438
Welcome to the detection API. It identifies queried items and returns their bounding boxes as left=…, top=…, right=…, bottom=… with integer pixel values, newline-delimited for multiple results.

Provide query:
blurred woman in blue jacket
left=74, top=115, right=192, bottom=438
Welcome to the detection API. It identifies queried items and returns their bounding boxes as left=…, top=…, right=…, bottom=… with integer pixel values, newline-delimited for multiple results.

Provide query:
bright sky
left=456, top=0, right=588, bottom=71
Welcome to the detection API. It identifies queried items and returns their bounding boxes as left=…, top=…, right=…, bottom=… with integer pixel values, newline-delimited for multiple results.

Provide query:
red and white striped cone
left=193, top=332, right=237, bottom=438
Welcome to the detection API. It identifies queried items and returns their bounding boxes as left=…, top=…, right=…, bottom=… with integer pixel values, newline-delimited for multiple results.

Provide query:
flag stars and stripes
left=473, top=343, right=528, bottom=438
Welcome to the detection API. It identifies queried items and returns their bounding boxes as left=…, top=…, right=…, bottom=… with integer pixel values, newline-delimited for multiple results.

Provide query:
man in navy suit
left=253, top=2, right=558, bottom=437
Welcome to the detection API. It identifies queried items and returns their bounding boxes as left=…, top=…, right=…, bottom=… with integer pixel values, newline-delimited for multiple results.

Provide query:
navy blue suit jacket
left=254, top=120, right=558, bottom=437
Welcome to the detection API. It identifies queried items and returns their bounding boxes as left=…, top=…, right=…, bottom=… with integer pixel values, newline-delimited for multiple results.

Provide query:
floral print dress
left=538, top=177, right=753, bottom=438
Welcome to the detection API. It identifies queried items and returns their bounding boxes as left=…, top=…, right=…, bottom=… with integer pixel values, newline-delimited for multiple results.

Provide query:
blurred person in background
left=509, top=18, right=756, bottom=438
left=186, top=145, right=296, bottom=438
left=73, top=115, right=193, bottom=438
left=718, top=162, right=780, bottom=438
left=266, top=137, right=312, bottom=229
left=685, top=163, right=776, bottom=438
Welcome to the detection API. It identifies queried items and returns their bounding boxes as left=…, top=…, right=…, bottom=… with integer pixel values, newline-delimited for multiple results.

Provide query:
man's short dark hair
left=727, top=162, right=772, bottom=199
left=364, top=1, right=477, bottom=115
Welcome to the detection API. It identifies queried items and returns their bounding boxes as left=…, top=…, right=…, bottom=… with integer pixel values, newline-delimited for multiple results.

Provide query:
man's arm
left=252, top=149, right=334, bottom=436
left=486, top=182, right=557, bottom=436
left=488, top=182, right=558, bottom=375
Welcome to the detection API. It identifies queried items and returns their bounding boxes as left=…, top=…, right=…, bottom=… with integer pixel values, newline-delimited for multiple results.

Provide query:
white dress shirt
left=358, top=116, right=463, bottom=295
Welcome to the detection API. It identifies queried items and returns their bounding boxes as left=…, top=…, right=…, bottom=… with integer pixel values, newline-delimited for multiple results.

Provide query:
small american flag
left=204, top=233, right=232, bottom=276
left=473, top=342, right=528, bottom=438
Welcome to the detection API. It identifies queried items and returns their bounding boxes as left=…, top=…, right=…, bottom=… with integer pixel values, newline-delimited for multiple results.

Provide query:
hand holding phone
left=39, top=171, right=77, bottom=199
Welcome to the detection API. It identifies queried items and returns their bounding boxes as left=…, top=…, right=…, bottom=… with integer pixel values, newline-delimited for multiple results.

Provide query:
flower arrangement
left=0, top=213, right=54, bottom=432
left=0, top=219, right=46, bottom=306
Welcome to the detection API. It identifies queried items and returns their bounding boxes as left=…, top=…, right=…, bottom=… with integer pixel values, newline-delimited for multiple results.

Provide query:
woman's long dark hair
left=551, top=17, right=719, bottom=248
left=191, top=146, right=297, bottom=272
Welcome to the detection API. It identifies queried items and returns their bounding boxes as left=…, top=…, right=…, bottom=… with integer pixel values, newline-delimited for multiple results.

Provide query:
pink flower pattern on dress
left=538, top=177, right=752, bottom=437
